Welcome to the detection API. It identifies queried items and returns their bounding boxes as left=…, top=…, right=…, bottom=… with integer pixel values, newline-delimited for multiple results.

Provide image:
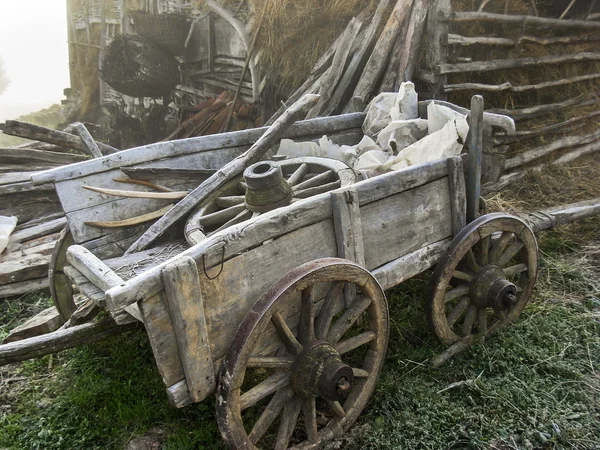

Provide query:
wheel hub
left=243, top=161, right=293, bottom=213
left=471, top=265, right=518, bottom=311
left=290, top=341, right=354, bottom=402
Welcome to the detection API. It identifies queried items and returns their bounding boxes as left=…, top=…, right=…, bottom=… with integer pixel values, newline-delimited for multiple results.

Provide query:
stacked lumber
left=0, top=122, right=113, bottom=298
left=268, top=0, right=429, bottom=124
left=165, top=91, right=260, bottom=140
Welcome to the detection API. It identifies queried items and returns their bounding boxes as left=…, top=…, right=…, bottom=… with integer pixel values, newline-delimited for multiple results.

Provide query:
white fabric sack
left=427, top=102, right=469, bottom=143
left=384, top=121, right=464, bottom=171
left=390, top=82, right=419, bottom=121
left=362, top=93, right=398, bottom=138
left=377, top=119, right=428, bottom=153
left=0, top=216, right=18, bottom=255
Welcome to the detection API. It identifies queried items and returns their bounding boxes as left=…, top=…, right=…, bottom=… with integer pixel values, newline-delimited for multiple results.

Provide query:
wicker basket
left=130, top=11, right=191, bottom=56
left=101, top=35, right=180, bottom=98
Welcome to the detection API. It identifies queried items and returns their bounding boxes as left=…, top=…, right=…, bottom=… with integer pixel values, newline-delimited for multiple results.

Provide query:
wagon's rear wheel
left=217, top=258, right=389, bottom=450
left=185, top=157, right=355, bottom=246
left=427, top=213, right=538, bottom=365
left=49, top=225, right=76, bottom=321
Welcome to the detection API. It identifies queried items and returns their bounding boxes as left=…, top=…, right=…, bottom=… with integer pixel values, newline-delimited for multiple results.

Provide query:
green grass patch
left=1, top=242, right=599, bottom=449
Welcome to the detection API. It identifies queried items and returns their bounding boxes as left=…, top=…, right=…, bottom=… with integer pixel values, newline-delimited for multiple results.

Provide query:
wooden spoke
left=327, top=400, right=346, bottom=418
left=479, top=236, right=490, bottom=266
left=478, top=308, right=488, bottom=335
left=496, top=242, right=524, bottom=267
left=286, top=163, right=309, bottom=186
left=335, top=331, right=376, bottom=355
left=352, top=368, right=370, bottom=378
left=447, top=296, right=470, bottom=327
left=215, top=195, right=245, bottom=208
left=452, top=270, right=474, bottom=282
left=489, top=231, right=513, bottom=263
left=247, top=356, right=295, bottom=369
left=444, top=285, right=470, bottom=303
left=462, top=305, right=478, bottom=336
left=275, top=395, right=302, bottom=450
left=503, top=263, right=528, bottom=277
left=198, top=204, right=246, bottom=228
left=212, top=209, right=253, bottom=235
left=292, top=170, right=334, bottom=191
left=238, top=181, right=248, bottom=193
left=240, top=371, right=290, bottom=410
left=249, top=387, right=295, bottom=444
left=326, top=296, right=372, bottom=344
left=272, top=312, right=304, bottom=355
left=294, top=180, right=342, bottom=199
left=466, top=249, right=481, bottom=272
left=315, top=281, right=345, bottom=340
left=303, top=397, right=319, bottom=444
left=298, top=285, right=316, bottom=345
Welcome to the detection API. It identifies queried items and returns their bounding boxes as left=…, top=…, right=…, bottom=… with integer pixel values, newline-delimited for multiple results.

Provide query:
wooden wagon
left=4, top=96, right=599, bottom=449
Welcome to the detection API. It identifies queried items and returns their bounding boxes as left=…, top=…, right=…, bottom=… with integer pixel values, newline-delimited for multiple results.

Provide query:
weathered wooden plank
left=31, top=113, right=365, bottom=186
left=467, top=96, right=484, bottom=222
left=438, top=52, right=600, bottom=75
left=0, top=278, right=48, bottom=299
left=0, top=148, right=88, bottom=166
left=0, top=120, right=118, bottom=156
left=325, top=0, right=392, bottom=115
left=361, top=177, right=453, bottom=270
left=162, top=257, right=215, bottom=403
left=505, top=130, right=600, bottom=170
left=66, top=245, right=141, bottom=322
left=447, top=34, right=515, bottom=47
left=8, top=217, right=67, bottom=245
left=198, top=220, right=337, bottom=360
left=138, top=292, right=187, bottom=389
left=72, top=123, right=103, bottom=158
left=373, top=238, right=451, bottom=290
left=63, top=265, right=107, bottom=305
left=488, top=97, right=597, bottom=121
left=2, top=306, right=64, bottom=343
left=447, top=156, right=467, bottom=238
left=0, top=318, right=138, bottom=366
left=353, top=0, right=412, bottom=102
left=331, top=188, right=366, bottom=267
left=306, top=18, right=363, bottom=119
left=332, top=187, right=365, bottom=308
left=0, top=254, right=50, bottom=285
left=449, top=11, right=600, bottom=29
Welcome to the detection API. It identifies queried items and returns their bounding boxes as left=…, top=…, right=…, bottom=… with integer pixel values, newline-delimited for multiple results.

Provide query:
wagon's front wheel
left=427, top=213, right=538, bottom=366
left=217, top=258, right=389, bottom=450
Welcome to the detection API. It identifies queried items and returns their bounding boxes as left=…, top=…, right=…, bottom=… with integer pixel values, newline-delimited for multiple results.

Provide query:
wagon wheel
left=217, top=258, right=389, bottom=450
left=427, top=213, right=538, bottom=363
left=49, top=225, right=77, bottom=321
left=185, top=157, right=356, bottom=246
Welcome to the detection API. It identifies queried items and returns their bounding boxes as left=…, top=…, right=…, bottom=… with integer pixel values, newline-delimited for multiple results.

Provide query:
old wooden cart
left=5, top=96, right=599, bottom=449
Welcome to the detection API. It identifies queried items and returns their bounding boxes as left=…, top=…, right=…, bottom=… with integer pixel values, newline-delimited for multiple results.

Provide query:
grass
left=1, top=234, right=599, bottom=449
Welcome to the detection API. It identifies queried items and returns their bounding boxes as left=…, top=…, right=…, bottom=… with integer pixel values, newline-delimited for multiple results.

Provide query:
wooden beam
left=0, top=318, right=138, bottom=366
left=0, top=121, right=118, bottom=155
left=449, top=11, right=600, bottom=29
left=447, top=34, right=515, bottom=47
left=162, top=257, right=215, bottom=403
left=443, top=73, right=600, bottom=93
left=488, top=97, right=597, bottom=121
left=447, top=156, right=466, bottom=238
left=438, top=52, right=600, bottom=75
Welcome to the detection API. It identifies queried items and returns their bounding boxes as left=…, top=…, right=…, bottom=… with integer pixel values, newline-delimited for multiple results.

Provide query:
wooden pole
left=125, top=94, right=320, bottom=254
left=467, top=96, right=484, bottom=223
left=450, top=11, right=600, bottom=29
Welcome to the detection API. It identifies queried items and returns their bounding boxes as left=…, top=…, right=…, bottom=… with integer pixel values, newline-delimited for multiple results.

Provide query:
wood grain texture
left=162, top=257, right=215, bottom=403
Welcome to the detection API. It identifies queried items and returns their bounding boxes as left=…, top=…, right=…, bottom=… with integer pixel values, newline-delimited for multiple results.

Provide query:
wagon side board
left=112, top=156, right=466, bottom=407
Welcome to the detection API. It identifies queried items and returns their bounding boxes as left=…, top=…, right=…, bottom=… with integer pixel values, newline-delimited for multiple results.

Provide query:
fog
left=0, top=0, right=69, bottom=121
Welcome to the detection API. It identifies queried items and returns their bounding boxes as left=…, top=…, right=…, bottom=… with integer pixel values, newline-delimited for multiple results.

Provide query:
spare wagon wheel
left=216, top=258, right=389, bottom=450
left=49, top=225, right=77, bottom=321
left=185, top=157, right=356, bottom=246
left=427, top=213, right=538, bottom=365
